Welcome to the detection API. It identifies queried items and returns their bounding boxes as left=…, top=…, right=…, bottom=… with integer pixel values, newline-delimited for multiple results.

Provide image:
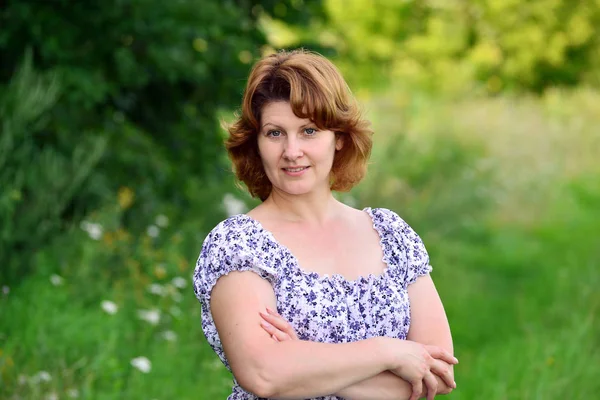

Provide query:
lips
left=283, top=166, right=309, bottom=172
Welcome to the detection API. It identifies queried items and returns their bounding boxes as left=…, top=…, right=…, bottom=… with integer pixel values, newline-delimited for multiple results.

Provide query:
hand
left=389, top=341, right=457, bottom=400
left=259, top=310, right=457, bottom=399
left=424, top=346, right=457, bottom=396
left=259, top=307, right=299, bottom=342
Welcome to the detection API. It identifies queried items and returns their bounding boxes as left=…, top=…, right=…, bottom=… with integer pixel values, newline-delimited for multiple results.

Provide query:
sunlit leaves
left=323, top=0, right=600, bottom=93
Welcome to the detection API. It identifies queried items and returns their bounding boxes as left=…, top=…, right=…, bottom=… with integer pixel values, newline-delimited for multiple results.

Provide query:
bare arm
left=336, top=371, right=415, bottom=400
left=258, top=277, right=458, bottom=400
left=210, top=270, right=397, bottom=399
left=406, top=274, right=456, bottom=393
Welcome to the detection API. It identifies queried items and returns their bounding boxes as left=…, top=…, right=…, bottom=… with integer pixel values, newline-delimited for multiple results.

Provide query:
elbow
left=231, top=352, right=279, bottom=398
left=239, top=376, right=276, bottom=399
left=234, top=366, right=277, bottom=398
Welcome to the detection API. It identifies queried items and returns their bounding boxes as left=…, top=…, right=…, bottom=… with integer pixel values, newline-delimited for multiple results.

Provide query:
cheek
left=257, top=141, right=279, bottom=169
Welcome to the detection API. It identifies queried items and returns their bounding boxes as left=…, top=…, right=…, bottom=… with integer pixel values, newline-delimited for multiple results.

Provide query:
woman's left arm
left=406, top=273, right=456, bottom=393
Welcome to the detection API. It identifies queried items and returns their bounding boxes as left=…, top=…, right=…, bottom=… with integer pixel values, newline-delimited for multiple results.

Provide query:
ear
left=335, top=132, right=344, bottom=151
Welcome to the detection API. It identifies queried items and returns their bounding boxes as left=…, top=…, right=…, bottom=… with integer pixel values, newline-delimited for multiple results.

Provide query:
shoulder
left=366, top=206, right=427, bottom=250
left=204, top=214, right=257, bottom=242
left=193, top=214, right=277, bottom=300
left=194, top=215, right=255, bottom=284
left=200, top=214, right=262, bottom=256
left=365, top=206, right=407, bottom=228
left=367, top=207, right=432, bottom=283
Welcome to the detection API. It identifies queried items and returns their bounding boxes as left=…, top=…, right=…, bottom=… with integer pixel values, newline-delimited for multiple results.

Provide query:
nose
left=283, top=136, right=303, bottom=160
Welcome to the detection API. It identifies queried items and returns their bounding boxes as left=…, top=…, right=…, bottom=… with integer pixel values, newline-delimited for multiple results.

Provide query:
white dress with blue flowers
left=193, top=207, right=432, bottom=400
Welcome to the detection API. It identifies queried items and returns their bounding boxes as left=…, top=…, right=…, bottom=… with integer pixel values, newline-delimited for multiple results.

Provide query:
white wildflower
left=101, top=300, right=118, bottom=315
left=18, top=374, right=28, bottom=385
left=171, top=276, right=187, bottom=289
left=50, top=274, right=64, bottom=286
left=46, top=392, right=58, bottom=400
left=38, top=371, right=52, bottom=382
left=67, top=388, right=79, bottom=398
left=2, top=286, right=9, bottom=295
left=160, top=330, right=177, bottom=342
left=146, top=225, right=160, bottom=238
left=155, top=214, right=169, bottom=228
left=147, top=283, right=166, bottom=296
left=222, top=193, right=247, bottom=216
left=137, top=309, right=160, bottom=325
left=130, top=356, right=152, bottom=373
left=80, top=221, right=103, bottom=240
left=31, top=371, right=52, bottom=384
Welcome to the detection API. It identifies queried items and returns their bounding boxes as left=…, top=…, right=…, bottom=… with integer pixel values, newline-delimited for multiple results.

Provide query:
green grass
left=358, top=87, right=600, bottom=399
left=1, top=88, right=599, bottom=399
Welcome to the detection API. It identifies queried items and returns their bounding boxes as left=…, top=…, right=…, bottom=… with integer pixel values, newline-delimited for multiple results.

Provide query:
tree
left=321, top=0, right=600, bottom=93
left=0, top=0, right=325, bottom=283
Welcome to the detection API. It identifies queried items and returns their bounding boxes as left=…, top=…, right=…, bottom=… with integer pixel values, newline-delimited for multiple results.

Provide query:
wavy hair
left=226, top=49, right=373, bottom=201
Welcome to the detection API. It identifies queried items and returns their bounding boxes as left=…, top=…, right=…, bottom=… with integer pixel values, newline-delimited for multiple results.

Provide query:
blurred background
left=1, top=0, right=599, bottom=399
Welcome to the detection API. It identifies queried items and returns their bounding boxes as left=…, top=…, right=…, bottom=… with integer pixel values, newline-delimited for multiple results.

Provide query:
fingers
left=260, top=318, right=292, bottom=341
left=423, top=372, right=438, bottom=400
left=425, top=345, right=458, bottom=365
left=409, top=380, right=423, bottom=400
left=260, top=308, right=299, bottom=340
left=431, top=359, right=457, bottom=390
left=262, top=307, right=288, bottom=330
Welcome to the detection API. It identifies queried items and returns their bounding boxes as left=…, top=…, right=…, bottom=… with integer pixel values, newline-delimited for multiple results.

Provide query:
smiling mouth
left=283, top=167, right=309, bottom=172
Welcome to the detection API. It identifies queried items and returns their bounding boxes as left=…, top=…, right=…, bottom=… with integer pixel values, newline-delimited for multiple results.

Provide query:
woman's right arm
left=210, top=270, right=400, bottom=399
left=260, top=307, right=457, bottom=400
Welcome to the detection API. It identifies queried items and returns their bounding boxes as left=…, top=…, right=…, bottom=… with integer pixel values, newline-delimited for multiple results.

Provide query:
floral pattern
left=193, top=207, right=432, bottom=400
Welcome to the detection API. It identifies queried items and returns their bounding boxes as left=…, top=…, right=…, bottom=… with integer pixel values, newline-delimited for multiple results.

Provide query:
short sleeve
left=192, top=216, right=278, bottom=370
left=376, top=208, right=433, bottom=287
left=193, top=216, right=278, bottom=306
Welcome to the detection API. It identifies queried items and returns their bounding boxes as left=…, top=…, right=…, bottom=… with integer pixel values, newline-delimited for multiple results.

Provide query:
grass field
left=1, top=88, right=599, bottom=399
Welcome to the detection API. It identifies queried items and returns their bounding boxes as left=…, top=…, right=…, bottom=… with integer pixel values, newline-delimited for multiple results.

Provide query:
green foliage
left=0, top=0, right=324, bottom=283
left=357, top=89, right=600, bottom=398
left=0, top=0, right=261, bottom=173
left=2, top=2, right=599, bottom=398
left=0, top=189, right=249, bottom=398
left=0, top=53, right=106, bottom=283
left=319, top=0, right=600, bottom=93
left=1, top=89, right=599, bottom=399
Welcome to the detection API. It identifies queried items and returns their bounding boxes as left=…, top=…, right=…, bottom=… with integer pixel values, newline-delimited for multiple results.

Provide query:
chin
left=278, top=182, right=315, bottom=196
left=283, top=187, right=312, bottom=196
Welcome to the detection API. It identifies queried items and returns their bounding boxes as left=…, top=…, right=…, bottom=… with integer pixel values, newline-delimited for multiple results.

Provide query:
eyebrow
left=261, top=122, right=314, bottom=130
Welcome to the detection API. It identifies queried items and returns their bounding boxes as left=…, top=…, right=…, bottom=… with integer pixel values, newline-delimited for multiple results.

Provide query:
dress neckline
left=237, top=207, right=394, bottom=285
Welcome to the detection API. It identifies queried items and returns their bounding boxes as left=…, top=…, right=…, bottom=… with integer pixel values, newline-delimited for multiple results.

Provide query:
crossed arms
left=210, top=271, right=456, bottom=399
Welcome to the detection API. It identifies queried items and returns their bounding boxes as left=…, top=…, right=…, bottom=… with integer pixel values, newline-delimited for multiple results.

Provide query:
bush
left=0, top=53, right=106, bottom=283
left=0, top=0, right=324, bottom=283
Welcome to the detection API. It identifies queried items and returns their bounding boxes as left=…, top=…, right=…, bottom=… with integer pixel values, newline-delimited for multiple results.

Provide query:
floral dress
left=193, top=207, right=432, bottom=400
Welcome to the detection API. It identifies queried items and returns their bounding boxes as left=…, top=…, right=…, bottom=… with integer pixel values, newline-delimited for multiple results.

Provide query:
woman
left=193, top=49, right=457, bottom=400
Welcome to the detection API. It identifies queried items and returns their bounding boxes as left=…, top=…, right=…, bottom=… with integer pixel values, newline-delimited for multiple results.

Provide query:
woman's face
left=257, top=101, right=343, bottom=198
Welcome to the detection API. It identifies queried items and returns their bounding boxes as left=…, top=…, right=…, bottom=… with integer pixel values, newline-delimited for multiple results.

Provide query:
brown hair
left=226, top=49, right=373, bottom=201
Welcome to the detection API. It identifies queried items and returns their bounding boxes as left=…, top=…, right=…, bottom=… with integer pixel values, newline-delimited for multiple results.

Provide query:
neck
left=263, top=186, right=342, bottom=226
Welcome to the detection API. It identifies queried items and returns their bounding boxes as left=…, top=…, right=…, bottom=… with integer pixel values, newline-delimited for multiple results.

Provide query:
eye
left=267, top=130, right=282, bottom=137
left=304, top=127, right=317, bottom=135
